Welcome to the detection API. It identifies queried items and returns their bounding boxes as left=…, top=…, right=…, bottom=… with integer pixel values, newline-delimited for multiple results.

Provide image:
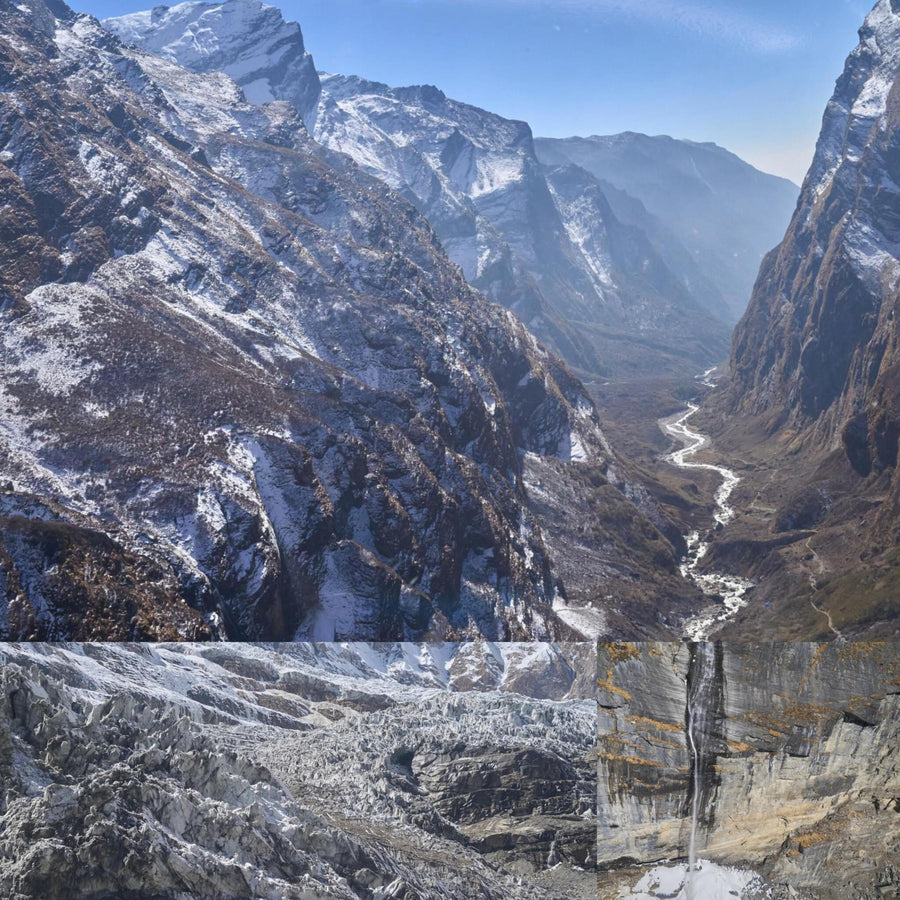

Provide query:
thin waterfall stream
left=684, top=642, right=718, bottom=897
left=619, top=642, right=774, bottom=899
left=686, top=694, right=702, bottom=883
left=661, top=368, right=754, bottom=639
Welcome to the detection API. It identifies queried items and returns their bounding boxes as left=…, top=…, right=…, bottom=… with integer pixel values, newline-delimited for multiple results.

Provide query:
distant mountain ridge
left=535, top=132, right=800, bottom=324
left=104, top=0, right=801, bottom=380
left=312, top=72, right=734, bottom=378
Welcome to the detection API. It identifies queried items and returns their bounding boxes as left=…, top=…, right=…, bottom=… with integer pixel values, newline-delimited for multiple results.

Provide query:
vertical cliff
left=597, top=642, right=900, bottom=898
left=696, top=0, right=900, bottom=639
left=729, top=0, right=900, bottom=465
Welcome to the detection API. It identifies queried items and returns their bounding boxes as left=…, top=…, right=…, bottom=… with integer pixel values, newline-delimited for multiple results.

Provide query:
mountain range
left=4, top=0, right=899, bottom=639
left=0, top=0, right=713, bottom=641
left=107, top=0, right=797, bottom=381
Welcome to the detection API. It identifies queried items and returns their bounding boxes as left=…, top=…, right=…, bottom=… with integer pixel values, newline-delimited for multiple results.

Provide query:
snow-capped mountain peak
left=104, top=1, right=736, bottom=382
left=805, top=0, right=900, bottom=208
left=105, top=0, right=321, bottom=128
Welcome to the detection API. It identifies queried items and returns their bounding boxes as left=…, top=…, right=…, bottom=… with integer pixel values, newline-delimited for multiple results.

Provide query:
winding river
left=661, top=368, right=753, bottom=640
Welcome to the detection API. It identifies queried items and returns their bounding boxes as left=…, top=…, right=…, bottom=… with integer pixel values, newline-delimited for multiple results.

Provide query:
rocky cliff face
left=1, top=0, right=673, bottom=641
left=0, top=641, right=596, bottom=899
left=729, top=0, right=900, bottom=463
left=686, top=0, right=900, bottom=640
left=107, top=0, right=732, bottom=380
left=597, top=642, right=900, bottom=899
left=536, top=133, right=800, bottom=324
left=106, top=0, right=321, bottom=128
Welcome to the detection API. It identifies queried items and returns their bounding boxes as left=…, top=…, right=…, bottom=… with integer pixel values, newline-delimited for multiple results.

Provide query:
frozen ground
left=619, top=860, right=771, bottom=899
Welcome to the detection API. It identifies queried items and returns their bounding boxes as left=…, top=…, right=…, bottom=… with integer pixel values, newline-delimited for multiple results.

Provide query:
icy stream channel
left=661, top=369, right=753, bottom=640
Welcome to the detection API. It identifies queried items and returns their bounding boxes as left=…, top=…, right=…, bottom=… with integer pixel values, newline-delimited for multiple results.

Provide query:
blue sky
left=81, top=0, right=873, bottom=183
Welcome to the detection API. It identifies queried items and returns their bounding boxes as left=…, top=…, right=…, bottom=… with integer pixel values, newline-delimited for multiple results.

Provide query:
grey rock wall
left=598, top=642, right=900, bottom=898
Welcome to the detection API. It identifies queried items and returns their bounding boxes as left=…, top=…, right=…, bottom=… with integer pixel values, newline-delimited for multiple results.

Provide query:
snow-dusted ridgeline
left=105, top=0, right=733, bottom=380
left=0, top=0, right=624, bottom=642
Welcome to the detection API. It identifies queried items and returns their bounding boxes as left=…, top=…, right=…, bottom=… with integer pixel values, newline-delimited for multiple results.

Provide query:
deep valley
left=0, top=0, right=899, bottom=640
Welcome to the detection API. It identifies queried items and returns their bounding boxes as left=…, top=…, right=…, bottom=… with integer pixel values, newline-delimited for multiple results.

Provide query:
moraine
left=661, top=368, right=753, bottom=640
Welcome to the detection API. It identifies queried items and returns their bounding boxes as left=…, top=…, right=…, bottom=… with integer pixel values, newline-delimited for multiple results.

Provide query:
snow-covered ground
left=0, top=640, right=594, bottom=720
left=619, top=860, right=771, bottom=899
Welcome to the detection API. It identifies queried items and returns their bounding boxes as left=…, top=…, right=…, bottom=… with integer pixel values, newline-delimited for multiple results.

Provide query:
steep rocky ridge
left=310, top=73, right=602, bottom=376
left=0, top=641, right=596, bottom=899
left=310, top=76, right=731, bottom=379
left=535, top=133, right=800, bottom=323
left=729, top=0, right=900, bottom=448
left=0, top=0, right=701, bottom=640
left=106, top=0, right=732, bottom=380
left=104, top=0, right=322, bottom=128
left=688, top=0, right=900, bottom=639
left=597, top=642, right=900, bottom=899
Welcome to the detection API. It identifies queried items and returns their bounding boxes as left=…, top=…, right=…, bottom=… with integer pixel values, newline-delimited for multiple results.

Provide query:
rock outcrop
left=107, top=0, right=322, bottom=127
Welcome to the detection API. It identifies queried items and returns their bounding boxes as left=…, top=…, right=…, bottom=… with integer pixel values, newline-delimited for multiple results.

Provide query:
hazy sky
left=82, top=0, right=874, bottom=183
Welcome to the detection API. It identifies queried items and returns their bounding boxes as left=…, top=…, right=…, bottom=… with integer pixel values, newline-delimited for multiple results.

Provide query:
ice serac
left=0, top=642, right=597, bottom=899
left=104, top=0, right=321, bottom=129
left=0, top=0, right=628, bottom=641
left=597, top=642, right=900, bottom=899
left=108, top=1, right=731, bottom=379
left=535, top=132, right=800, bottom=324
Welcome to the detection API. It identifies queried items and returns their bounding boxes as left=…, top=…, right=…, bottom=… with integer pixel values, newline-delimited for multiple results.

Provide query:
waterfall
left=684, top=642, right=719, bottom=898
left=546, top=836, right=559, bottom=868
